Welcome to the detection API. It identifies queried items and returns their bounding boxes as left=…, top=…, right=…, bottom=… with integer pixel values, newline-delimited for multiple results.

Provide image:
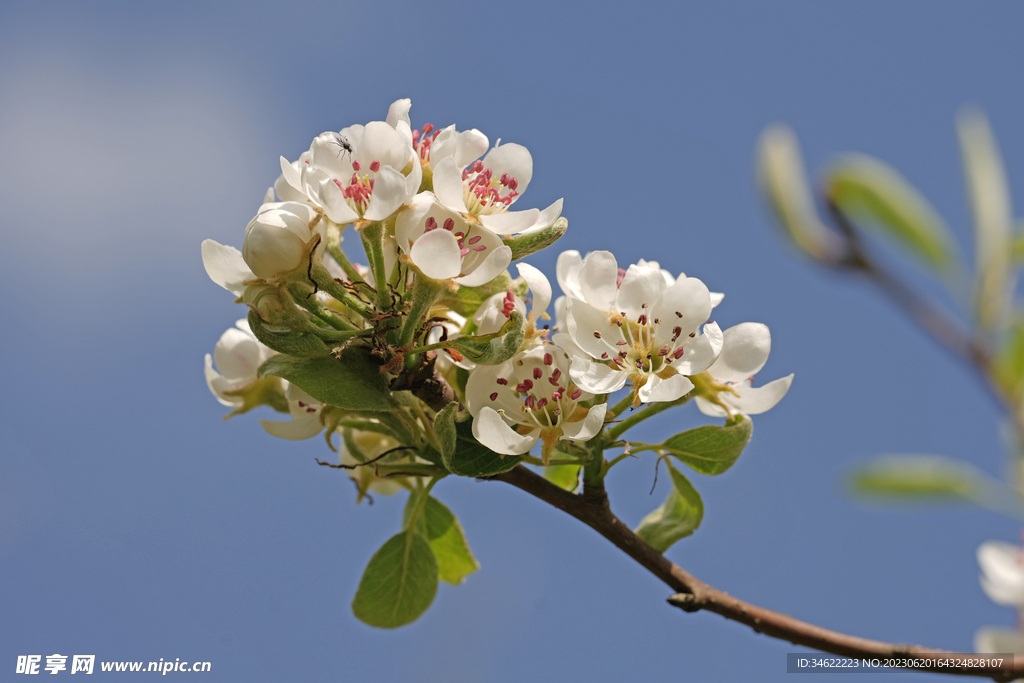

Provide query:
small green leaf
left=826, top=154, right=957, bottom=273
left=506, top=217, right=568, bottom=261
left=352, top=530, right=438, bottom=628
left=544, top=463, right=581, bottom=492
left=433, top=402, right=459, bottom=463
left=659, top=417, right=753, bottom=475
left=404, top=493, right=480, bottom=585
left=850, top=454, right=988, bottom=500
left=442, top=421, right=522, bottom=476
left=259, top=349, right=391, bottom=411
left=247, top=311, right=331, bottom=358
left=994, top=320, right=1024, bottom=396
left=635, top=461, right=704, bottom=552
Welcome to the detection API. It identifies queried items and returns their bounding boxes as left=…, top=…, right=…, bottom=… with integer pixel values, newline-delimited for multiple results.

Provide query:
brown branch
left=489, top=464, right=1022, bottom=681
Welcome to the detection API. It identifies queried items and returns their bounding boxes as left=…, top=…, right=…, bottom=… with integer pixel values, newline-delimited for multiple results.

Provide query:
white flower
left=974, top=627, right=1024, bottom=654
left=279, top=107, right=422, bottom=226
left=242, top=201, right=325, bottom=280
left=974, top=540, right=1024, bottom=654
left=432, top=140, right=563, bottom=235
left=465, top=343, right=607, bottom=463
left=557, top=250, right=723, bottom=405
left=425, top=124, right=490, bottom=168
left=693, top=323, right=793, bottom=417
left=204, top=319, right=275, bottom=407
left=259, top=385, right=326, bottom=440
left=473, top=262, right=552, bottom=336
left=394, top=193, right=511, bottom=286
left=201, top=239, right=257, bottom=296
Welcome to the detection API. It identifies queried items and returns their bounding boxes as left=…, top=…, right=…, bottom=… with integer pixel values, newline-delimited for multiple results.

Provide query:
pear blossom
left=432, top=140, right=563, bottom=235
left=557, top=250, right=724, bottom=405
left=974, top=540, right=1024, bottom=654
left=242, top=201, right=325, bottom=280
left=202, top=239, right=257, bottom=296
left=259, top=385, right=327, bottom=441
left=417, top=123, right=489, bottom=169
left=465, top=343, right=607, bottom=463
left=204, top=319, right=276, bottom=408
left=394, top=193, right=511, bottom=286
left=279, top=112, right=422, bottom=227
left=693, top=322, right=793, bottom=417
left=473, top=262, right=552, bottom=336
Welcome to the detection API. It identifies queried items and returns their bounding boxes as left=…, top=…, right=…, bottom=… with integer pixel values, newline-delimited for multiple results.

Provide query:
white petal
left=386, top=98, right=412, bottom=129
left=479, top=208, right=541, bottom=235
left=728, top=374, right=794, bottom=415
left=617, top=264, right=667, bottom=319
left=410, top=230, right=462, bottom=280
left=694, top=396, right=728, bottom=418
left=364, top=165, right=413, bottom=221
left=280, top=155, right=303, bottom=194
left=672, top=322, right=724, bottom=376
left=560, top=403, right=607, bottom=442
left=711, top=322, right=772, bottom=383
left=202, top=239, right=257, bottom=295
left=638, top=374, right=694, bottom=403
left=516, top=262, right=552, bottom=322
left=974, top=627, right=1024, bottom=654
left=316, top=175, right=360, bottom=225
left=577, top=251, right=619, bottom=311
left=432, top=157, right=470, bottom=213
left=454, top=129, right=489, bottom=167
left=569, top=356, right=628, bottom=394
left=520, top=198, right=563, bottom=234
left=651, top=276, right=712, bottom=337
left=978, top=541, right=1024, bottom=605
left=455, top=245, right=512, bottom=287
left=566, top=298, right=622, bottom=358
left=710, top=291, right=725, bottom=308
left=259, top=415, right=323, bottom=440
left=393, top=191, right=436, bottom=248
left=556, top=250, right=585, bottom=300
left=204, top=354, right=237, bottom=407
left=472, top=407, right=537, bottom=455
left=482, top=142, right=533, bottom=196
left=551, top=331, right=589, bottom=362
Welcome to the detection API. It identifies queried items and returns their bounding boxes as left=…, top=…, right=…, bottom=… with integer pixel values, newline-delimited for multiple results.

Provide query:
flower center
left=589, top=306, right=697, bottom=376
left=487, top=351, right=584, bottom=431
left=332, top=160, right=384, bottom=215
left=412, top=124, right=441, bottom=162
left=423, top=216, right=490, bottom=259
left=461, top=160, right=520, bottom=215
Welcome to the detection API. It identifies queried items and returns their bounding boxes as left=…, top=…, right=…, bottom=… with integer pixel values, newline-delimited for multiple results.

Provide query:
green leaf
left=506, top=217, right=568, bottom=261
left=247, top=311, right=331, bottom=358
left=403, top=493, right=479, bottom=585
left=826, top=154, right=957, bottom=273
left=544, top=463, right=581, bottom=492
left=635, top=461, right=704, bottom=552
left=259, top=349, right=392, bottom=411
left=994, top=320, right=1024, bottom=396
left=433, top=402, right=459, bottom=463
left=351, top=530, right=438, bottom=628
left=1013, top=231, right=1024, bottom=263
left=659, top=417, right=753, bottom=475
left=442, top=421, right=522, bottom=477
left=850, top=454, right=990, bottom=501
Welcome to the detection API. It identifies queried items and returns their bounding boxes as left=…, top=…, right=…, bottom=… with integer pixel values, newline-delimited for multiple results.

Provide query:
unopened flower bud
left=242, top=201, right=322, bottom=279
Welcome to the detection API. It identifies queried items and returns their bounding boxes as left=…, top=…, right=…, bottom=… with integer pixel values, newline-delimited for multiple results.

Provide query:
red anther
left=352, top=160, right=362, bottom=171
left=333, top=178, right=344, bottom=191
left=370, top=160, right=381, bottom=172
left=552, top=389, right=563, bottom=400
left=523, top=379, right=533, bottom=391
left=473, top=245, right=486, bottom=251
left=369, top=178, right=375, bottom=190
left=593, top=331, right=602, bottom=339
left=615, top=339, right=627, bottom=346
left=501, top=309, right=511, bottom=319
left=425, top=216, right=438, bottom=231
left=533, top=367, right=542, bottom=380
left=675, top=311, right=683, bottom=318
left=637, top=314, right=647, bottom=325
left=515, top=382, right=528, bottom=393
left=571, top=389, right=582, bottom=400
left=658, top=348, right=670, bottom=356
left=468, top=235, right=482, bottom=244
left=613, top=357, right=625, bottom=367
left=548, top=376, right=560, bottom=386
left=496, top=378, right=508, bottom=385
left=601, top=352, right=609, bottom=359
left=460, top=248, right=470, bottom=257
left=635, top=359, right=643, bottom=369
left=550, top=368, right=561, bottom=381
left=307, top=407, right=316, bottom=413
left=509, top=177, right=518, bottom=190
left=298, top=401, right=306, bottom=407
left=543, top=353, right=553, bottom=366
left=524, top=395, right=535, bottom=409
left=462, top=169, right=469, bottom=181
left=422, top=124, right=434, bottom=137
left=671, top=326, right=682, bottom=341
left=413, top=130, right=421, bottom=142
left=443, top=218, right=455, bottom=231
left=432, top=130, right=441, bottom=141
left=537, top=398, right=548, bottom=409
left=618, top=350, right=628, bottom=358
left=673, top=347, right=686, bottom=359
left=489, top=392, right=498, bottom=401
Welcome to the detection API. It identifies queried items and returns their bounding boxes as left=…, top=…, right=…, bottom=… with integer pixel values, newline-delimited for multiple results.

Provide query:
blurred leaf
left=351, top=530, right=438, bottom=628
left=635, top=461, right=704, bottom=552
left=544, top=463, right=580, bottom=492
left=442, top=421, right=522, bottom=477
left=404, top=493, right=479, bottom=585
left=826, top=154, right=957, bottom=273
left=757, top=125, right=841, bottom=262
left=851, top=454, right=988, bottom=501
left=958, top=109, right=1014, bottom=331
left=1013, top=231, right=1024, bottom=263
left=658, top=417, right=753, bottom=475
left=259, top=350, right=391, bottom=411
left=993, top=320, right=1024, bottom=396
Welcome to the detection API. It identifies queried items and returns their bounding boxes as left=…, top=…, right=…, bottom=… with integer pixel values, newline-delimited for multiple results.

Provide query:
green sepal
left=506, top=217, right=568, bottom=261
left=448, top=309, right=525, bottom=365
left=635, top=460, right=704, bottom=552
left=658, top=416, right=753, bottom=475
left=403, top=492, right=480, bottom=585
left=258, top=349, right=392, bottom=411
left=825, top=154, right=958, bottom=273
left=437, top=271, right=514, bottom=317
left=351, top=530, right=438, bottom=629
left=220, top=376, right=289, bottom=418
left=247, top=311, right=331, bottom=358
left=544, top=463, right=581, bottom=492
left=441, top=420, right=522, bottom=477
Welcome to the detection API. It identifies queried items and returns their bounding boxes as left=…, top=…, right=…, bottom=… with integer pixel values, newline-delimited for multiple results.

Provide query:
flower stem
left=606, top=395, right=691, bottom=443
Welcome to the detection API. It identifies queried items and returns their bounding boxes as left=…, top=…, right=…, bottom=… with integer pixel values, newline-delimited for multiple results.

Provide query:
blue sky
left=2, top=1, right=1023, bottom=680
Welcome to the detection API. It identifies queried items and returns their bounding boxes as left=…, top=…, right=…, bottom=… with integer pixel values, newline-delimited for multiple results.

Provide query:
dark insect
left=331, top=132, right=354, bottom=162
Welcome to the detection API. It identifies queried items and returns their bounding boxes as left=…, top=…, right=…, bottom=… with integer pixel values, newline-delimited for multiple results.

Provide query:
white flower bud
left=242, top=201, right=322, bottom=279
left=204, top=320, right=274, bottom=407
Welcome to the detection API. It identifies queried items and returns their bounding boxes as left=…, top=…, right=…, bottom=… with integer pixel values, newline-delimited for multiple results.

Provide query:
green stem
left=606, top=395, right=691, bottom=443
left=376, top=463, right=445, bottom=478
left=399, top=275, right=446, bottom=348
left=405, top=474, right=444, bottom=529
left=289, top=284, right=357, bottom=331
left=359, top=221, right=392, bottom=312
left=608, top=393, right=636, bottom=420
left=310, top=264, right=373, bottom=318
left=325, top=223, right=365, bottom=284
